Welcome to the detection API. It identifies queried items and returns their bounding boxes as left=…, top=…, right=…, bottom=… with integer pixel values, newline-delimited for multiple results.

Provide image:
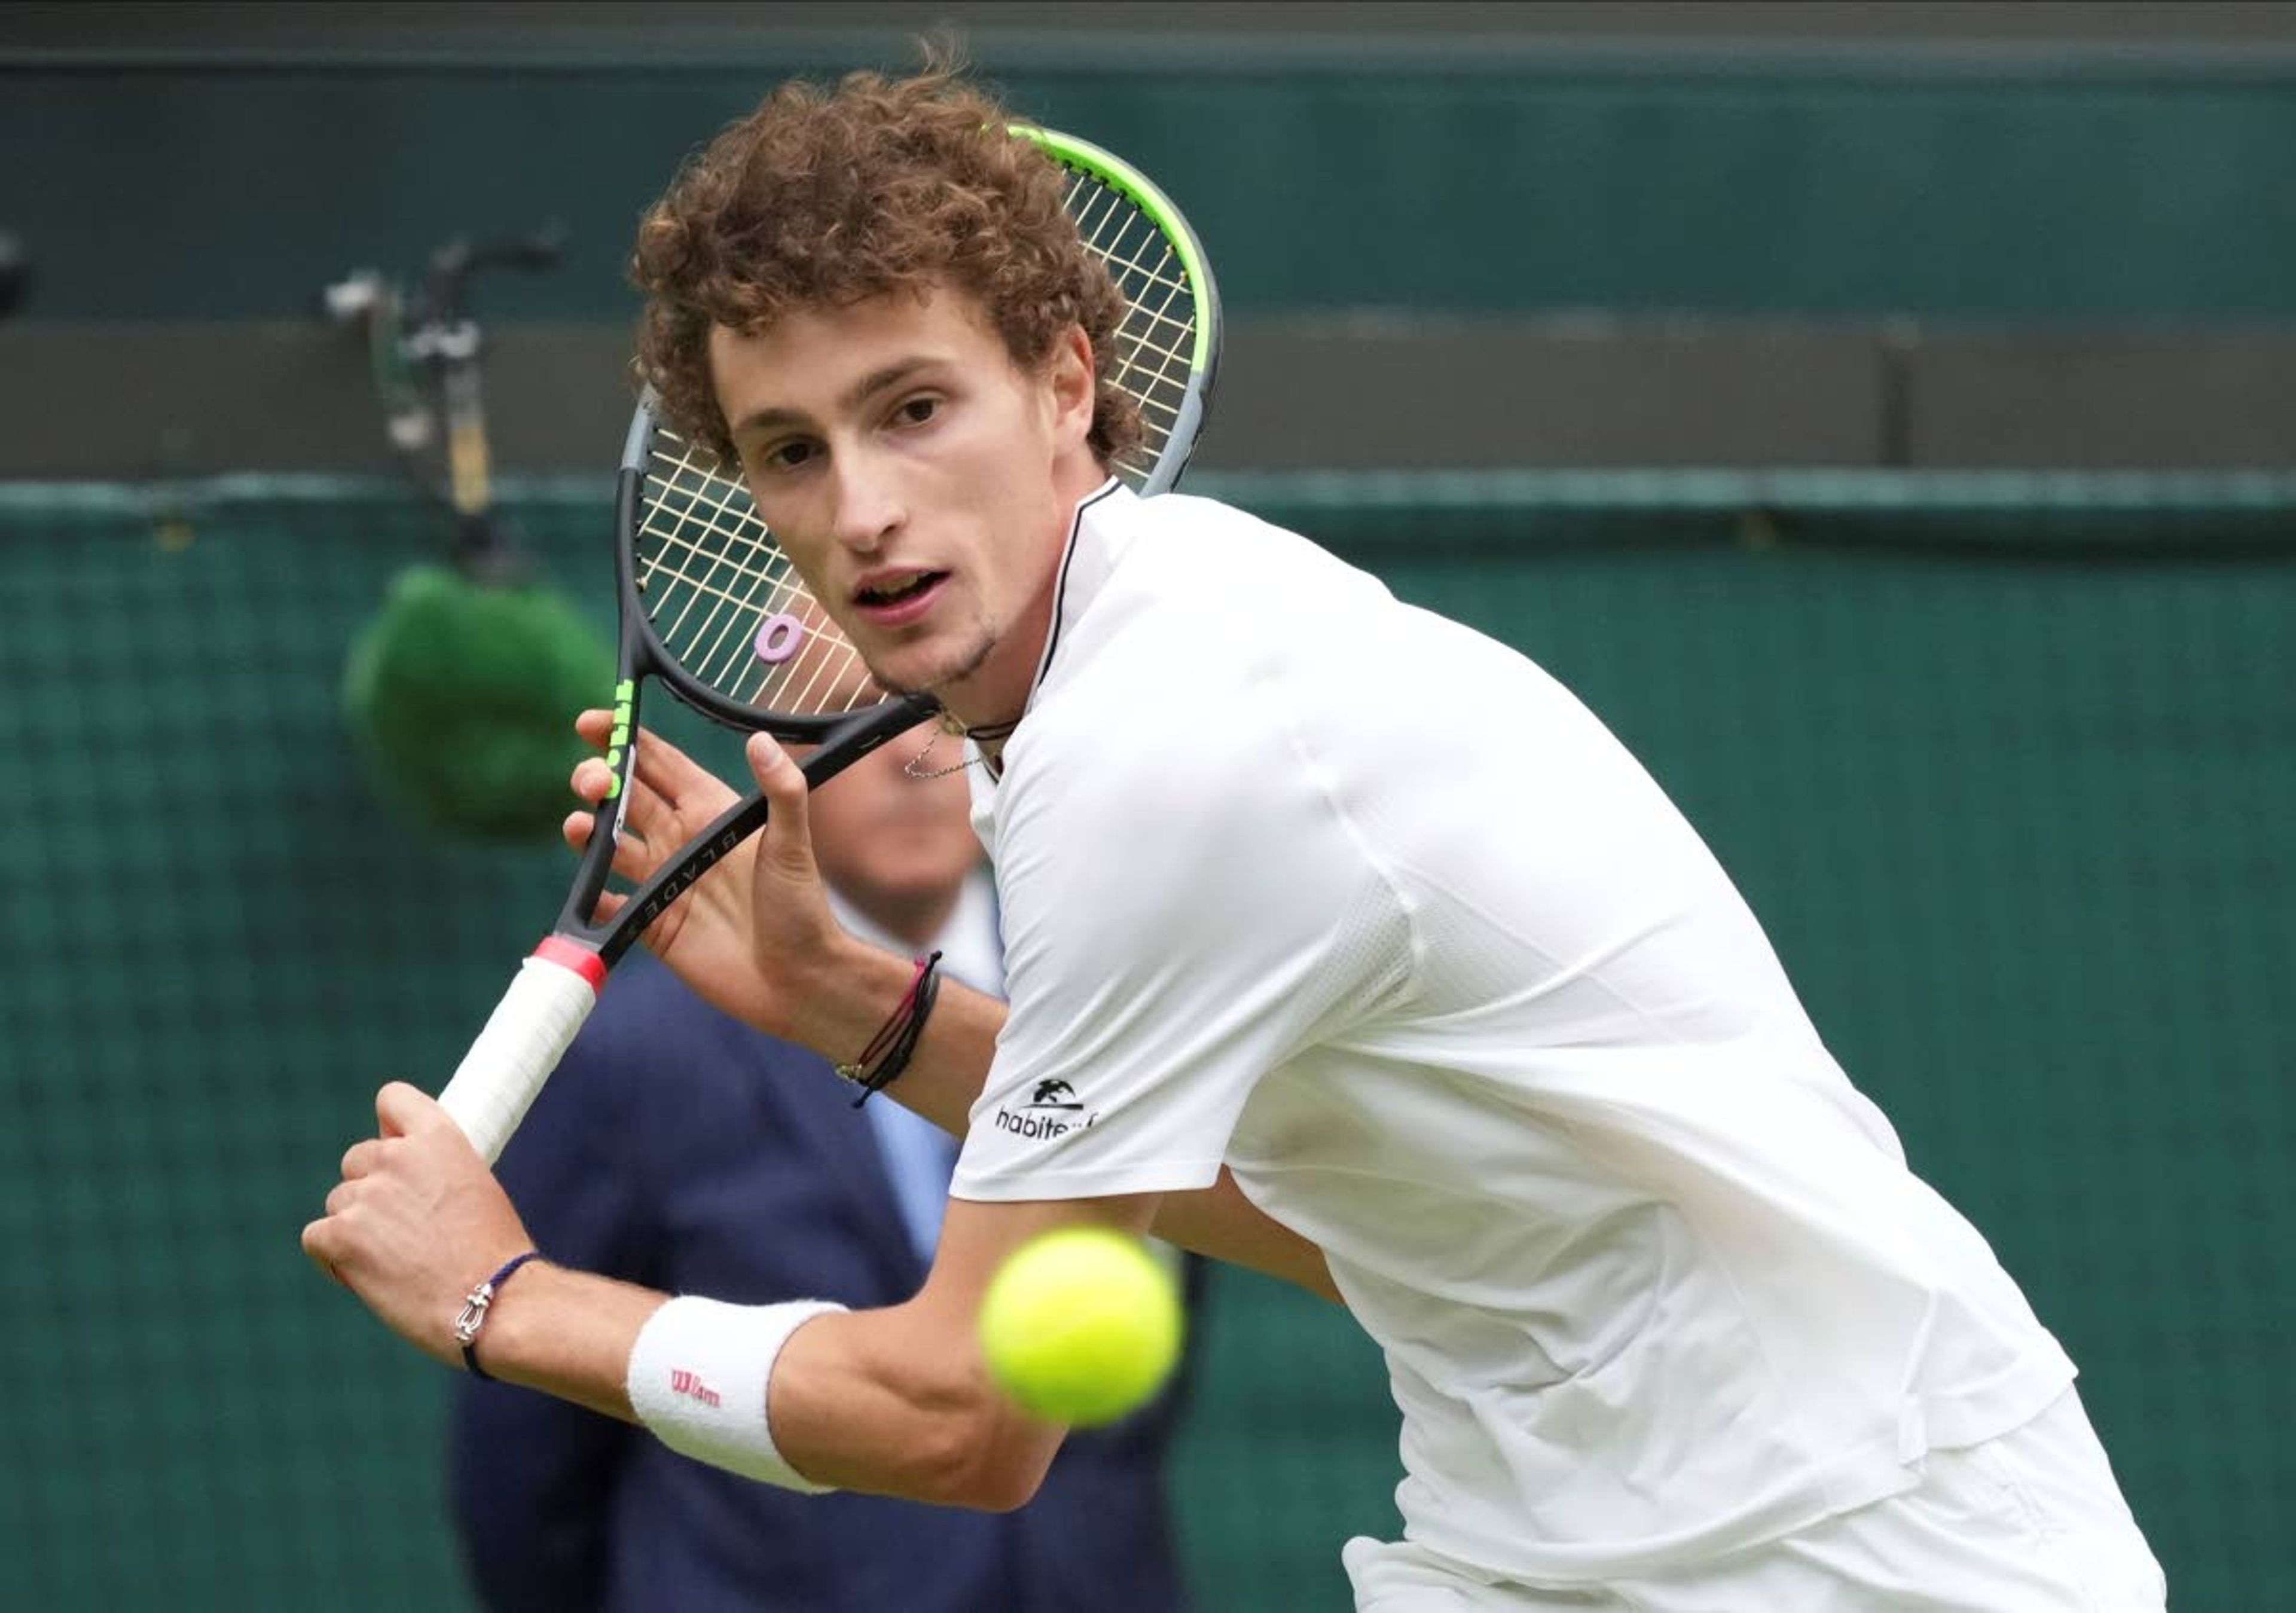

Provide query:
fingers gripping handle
left=437, top=943, right=606, bottom=1164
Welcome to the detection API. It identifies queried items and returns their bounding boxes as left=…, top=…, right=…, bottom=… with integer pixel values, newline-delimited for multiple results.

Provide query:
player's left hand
left=301, top=1082, right=535, bottom=1367
left=564, top=710, right=810, bottom=1031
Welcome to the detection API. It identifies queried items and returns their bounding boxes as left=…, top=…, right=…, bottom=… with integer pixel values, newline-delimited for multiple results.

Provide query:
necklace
left=904, top=711, right=1021, bottom=780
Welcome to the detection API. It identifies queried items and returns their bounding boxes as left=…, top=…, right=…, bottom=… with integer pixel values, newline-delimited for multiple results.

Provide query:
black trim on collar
left=1031, top=478, right=1123, bottom=698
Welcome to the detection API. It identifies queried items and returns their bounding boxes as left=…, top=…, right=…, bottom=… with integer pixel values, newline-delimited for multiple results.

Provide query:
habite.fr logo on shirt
left=993, top=1079, right=1098, bottom=1141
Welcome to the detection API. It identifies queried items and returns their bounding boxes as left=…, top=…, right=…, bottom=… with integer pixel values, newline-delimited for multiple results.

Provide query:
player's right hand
left=303, top=1082, right=536, bottom=1366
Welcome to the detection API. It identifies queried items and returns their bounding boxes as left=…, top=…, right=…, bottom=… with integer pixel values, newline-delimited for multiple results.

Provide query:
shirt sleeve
left=951, top=676, right=1411, bottom=1202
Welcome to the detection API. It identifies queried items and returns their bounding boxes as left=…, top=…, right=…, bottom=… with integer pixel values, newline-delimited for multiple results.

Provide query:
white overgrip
left=436, top=953, right=601, bottom=1164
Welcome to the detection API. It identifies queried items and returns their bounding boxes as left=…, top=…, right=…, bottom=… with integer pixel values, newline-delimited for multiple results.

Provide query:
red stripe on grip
left=532, top=936, right=608, bottom=992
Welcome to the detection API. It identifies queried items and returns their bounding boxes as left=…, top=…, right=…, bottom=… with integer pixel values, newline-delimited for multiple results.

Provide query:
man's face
left=807, top=718, right=982, bottom=938
left=710, top=287, right=1098, bottom=724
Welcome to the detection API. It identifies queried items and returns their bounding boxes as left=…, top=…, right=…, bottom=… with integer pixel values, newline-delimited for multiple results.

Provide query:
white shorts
left=1344, top=1387, right=2167, bottom=1611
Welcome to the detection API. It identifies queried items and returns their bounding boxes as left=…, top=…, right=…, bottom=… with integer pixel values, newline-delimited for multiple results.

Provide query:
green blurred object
left=341, top=561, right=612, bottom=841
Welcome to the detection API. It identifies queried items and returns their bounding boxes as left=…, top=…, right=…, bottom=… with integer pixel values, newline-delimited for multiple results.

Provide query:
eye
left=893, top=395, right=941, bottom=427
left=755, top=438, right=816, bottom=473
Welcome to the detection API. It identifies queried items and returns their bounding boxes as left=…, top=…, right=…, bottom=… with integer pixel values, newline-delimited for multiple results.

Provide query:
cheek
left=970, top=455, right=1060, bottom=551
left=765, top=526, right=835, bottom=591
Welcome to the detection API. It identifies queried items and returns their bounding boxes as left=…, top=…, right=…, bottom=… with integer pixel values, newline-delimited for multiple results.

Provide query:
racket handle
left=436, top=941, right=606, bottom=1165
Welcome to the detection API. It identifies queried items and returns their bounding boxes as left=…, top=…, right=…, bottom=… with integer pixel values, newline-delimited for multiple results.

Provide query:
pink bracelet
left=833, top=951, right=944, bottom=1102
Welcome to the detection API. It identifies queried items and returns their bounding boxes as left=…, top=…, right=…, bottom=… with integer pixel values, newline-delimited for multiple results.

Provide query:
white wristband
left=626, top=1295, right=847, bottom=1492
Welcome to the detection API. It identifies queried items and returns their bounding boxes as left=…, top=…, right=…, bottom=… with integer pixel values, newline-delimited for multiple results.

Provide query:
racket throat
left=531, top=934, right=608, bottom=991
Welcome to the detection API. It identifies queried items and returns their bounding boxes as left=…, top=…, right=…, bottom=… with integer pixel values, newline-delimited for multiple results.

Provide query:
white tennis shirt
left=952, top=483, right=2075, bottom=1584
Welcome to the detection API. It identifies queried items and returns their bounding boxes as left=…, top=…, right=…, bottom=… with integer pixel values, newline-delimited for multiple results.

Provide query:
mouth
left=851, top=569, right=948, bottom=626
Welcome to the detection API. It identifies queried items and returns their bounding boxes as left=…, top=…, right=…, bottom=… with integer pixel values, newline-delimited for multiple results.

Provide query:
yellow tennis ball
left=978, top=1226, right=1184, bottom=1426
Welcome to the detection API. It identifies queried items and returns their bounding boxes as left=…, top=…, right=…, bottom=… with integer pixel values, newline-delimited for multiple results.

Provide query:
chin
left=869, top=639, right=996, bottom=702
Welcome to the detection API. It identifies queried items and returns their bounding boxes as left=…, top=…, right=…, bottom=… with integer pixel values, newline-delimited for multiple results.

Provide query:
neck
left=936, top=458, right=1109, bottom=738
left=851, top=882, right=962, bottom=953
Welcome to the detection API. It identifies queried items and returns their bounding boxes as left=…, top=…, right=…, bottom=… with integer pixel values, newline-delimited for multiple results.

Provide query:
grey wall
left=7, top=2, right=2296, bottom=475
left=9, top=316, right=2296, bottom=478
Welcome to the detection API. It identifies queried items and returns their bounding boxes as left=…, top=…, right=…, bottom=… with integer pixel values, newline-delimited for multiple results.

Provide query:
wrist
left=466, top=1260, right=670, bottom=1422
left=780, top=934, right=917, bottom=1058
left=455, top=1250, right=541, bottom=1380
left=835, top=951, right=942, bottom=1105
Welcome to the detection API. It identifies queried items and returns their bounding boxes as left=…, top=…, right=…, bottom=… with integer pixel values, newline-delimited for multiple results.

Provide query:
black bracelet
left=848, top=952, right=944, bottom=1108
left=454, top=1250, right=541, bottom=1380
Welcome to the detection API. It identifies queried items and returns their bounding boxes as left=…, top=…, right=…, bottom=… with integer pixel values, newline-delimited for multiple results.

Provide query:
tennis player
left=306, top=63, right=2167, bottom=1609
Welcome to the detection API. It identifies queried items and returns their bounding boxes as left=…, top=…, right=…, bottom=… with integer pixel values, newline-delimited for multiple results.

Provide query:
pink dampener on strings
left=753, top=613, right=806, bottom=664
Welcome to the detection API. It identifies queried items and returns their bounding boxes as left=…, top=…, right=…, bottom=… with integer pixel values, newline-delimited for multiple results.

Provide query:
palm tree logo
left=1029, top=1079, right=1083, bottom=1110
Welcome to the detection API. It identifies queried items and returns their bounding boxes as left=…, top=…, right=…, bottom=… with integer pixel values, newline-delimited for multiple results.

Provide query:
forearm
left=476, top=1261, right=665, bottom=1423
left=777, top=939, right=1004, bottom=1136
left=759, top=1194, right=1164, bottom=1505
left=765, top=1303, right=1056, bottom=1508
left=472, top=1260, right=1044, bottom=1506
left=481, top=1230, right=1068, bottom=1510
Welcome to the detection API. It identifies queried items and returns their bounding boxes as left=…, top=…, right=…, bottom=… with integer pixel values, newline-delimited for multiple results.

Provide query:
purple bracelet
left=453, top=1250, right=541, bottom=1380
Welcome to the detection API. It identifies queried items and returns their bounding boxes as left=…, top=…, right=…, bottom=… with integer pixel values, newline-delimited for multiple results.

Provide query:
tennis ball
left=978, top=1227, right=1184, bottom=1426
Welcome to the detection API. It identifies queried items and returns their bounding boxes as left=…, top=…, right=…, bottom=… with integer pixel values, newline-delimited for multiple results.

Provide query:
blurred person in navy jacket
left=447, top=721, right=1200, bottom=1612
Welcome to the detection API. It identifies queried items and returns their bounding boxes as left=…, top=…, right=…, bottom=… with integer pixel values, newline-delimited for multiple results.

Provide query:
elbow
left=948, top=1452, right=1052, bottom=1514
left=907, top=1398, right=1058, bottom=1513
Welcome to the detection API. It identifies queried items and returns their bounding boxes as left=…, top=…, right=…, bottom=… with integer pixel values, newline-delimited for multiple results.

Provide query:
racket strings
left=646, top=452, right=817, bottom=683
left=1061, top=174, right=1195, bottom=480
left=632, top=160, right=1205, bottom=718
left=644, top=471, right=805, bottom=662
left=1074, top=210, right=1194, bottom=361
left=639, top=436, right=875, bottom=716
left=646, top=470, right=802, bottom=665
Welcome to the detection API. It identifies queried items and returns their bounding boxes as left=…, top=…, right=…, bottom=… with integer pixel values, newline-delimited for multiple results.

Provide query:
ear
left=1045, top=323, right=1097, bottom=449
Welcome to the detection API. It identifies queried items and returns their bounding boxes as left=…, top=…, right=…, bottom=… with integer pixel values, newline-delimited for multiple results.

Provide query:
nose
left=828, top=450, right=903, bottom=554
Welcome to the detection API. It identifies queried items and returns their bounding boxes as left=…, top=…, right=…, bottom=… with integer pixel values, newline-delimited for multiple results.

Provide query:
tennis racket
left=435, top=126, right=1221, bottom=1162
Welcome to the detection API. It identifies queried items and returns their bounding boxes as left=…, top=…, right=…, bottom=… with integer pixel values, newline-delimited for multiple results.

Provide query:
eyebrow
left=728, top=357, right=945, bottom=438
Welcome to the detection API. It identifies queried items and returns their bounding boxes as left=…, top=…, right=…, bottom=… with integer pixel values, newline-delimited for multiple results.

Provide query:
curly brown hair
left=629, top=63, right=1141, bottom=469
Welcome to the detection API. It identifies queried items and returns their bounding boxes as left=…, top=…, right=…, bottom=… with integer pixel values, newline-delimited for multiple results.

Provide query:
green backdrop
left=9, top=54, right=2296, bottom=323
left=1, top=472, right=2288, bottom=1607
